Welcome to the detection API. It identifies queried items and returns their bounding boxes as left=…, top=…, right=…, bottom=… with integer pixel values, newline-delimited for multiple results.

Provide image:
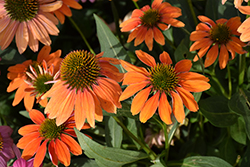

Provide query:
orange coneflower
left=53, top=0, right=82, bottom=24
left=189, top=16, right=246, bottom=69
left=42, top=50, right=124, bottom=129
left=0, top=0, right=62, bottom=54
left=120, top=0, right=184, bottom=51
left=237, top=6, right=250, bottom=42
left=222, top=0, right=248, bottom=8
left=7, top=46, right=62, bottom=111
left=17, top=109, right=90, bottom=167
left=119, top=50, right=210, bottom=124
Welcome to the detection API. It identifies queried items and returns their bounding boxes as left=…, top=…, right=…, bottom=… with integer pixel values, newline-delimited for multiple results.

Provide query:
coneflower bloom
left=42, top=50, right=123, bottom=129
left=119, top=50, right=210, bottom=124
left=190, top=16, right=246, bottom=69
left=17, top=109, right=90, bottom=167
left=0, top=0, right=62, bottom=54
left=53, top=0, right=82, bottom=24
left=0, top=126, right=15, bottom=166
left=120, top=0, right=185, bottom=51
left=221, top=0, right=248, bottom=8
left=7, top=46, right=62, bottom=111
left=237, top=6, right=250, bottom=42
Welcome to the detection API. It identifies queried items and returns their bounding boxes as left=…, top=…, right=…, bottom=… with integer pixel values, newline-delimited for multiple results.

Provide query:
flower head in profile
left=17, top=109, right=90, bottom=167
left=53, top=0, right=82, bottom=24
left=0, top=126, right=15, bottom=166
left=7, top=46, right=62, bottom=111
left=120, top=0, right=184, bottom=51
left=190, top=16, right=246, bottom=69
left=119, top=50, right=210, bottom=124
left=42, top=50, right=123, bottom=129
left=237, top=6, right=250, bottom=42
left=0, top=0, right=63, bottom=54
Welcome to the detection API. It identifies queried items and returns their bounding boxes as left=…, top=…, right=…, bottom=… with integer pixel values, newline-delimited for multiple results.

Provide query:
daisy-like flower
left=120, top=0, right=185, bottom=51
left=237, top=6, right=250, bottom=42
left=53, top=0, right=82, bottom=24
left=0, top=126, right=15, bottom=166
left=222, top=0, right=248, bottom=8
left=17, top=109, right=89, bottom=167
left=189, top=16, right=246, bottom=69
left=119, top=50, right=210, bottom=124
left=7, top=46, right=62, bottom=111
left=42, top=50, right=123, bottom=129
left=0, top=0, right=62, bottom=54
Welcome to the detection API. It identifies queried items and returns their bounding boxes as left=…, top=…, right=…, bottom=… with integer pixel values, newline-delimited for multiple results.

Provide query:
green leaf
left=240, top=145, right=250, bottom=167
left=167, top=156, right=233, bottom=167
left=218, top=137, right=237, bottom=165
left=199, top=96, right=238, bottom=127
left=94, top=14, right=130, bottom=72
left=126, top=117, right=141, bottom=150
left=19, top=110, right=30, bottom=119
left=230, top=116, right=247, bottom=145
left=0, top=47, right=26, bottom=65
left=69, top=158, right=98, bottom=167
left=229, top=90, right=250, bottom=140
left=75, top=128, right=148, bottom=167
left=105, top=116, right=123, bottom=148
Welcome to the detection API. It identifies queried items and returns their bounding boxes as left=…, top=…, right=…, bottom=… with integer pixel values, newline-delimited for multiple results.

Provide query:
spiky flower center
left=39, top=119, right=65, bottom=140
left=60, top=50, right=100, bottom=91
left=209, top=24, right=231, bottom=44
left=150, top=64, right=178, bottom=92
left=141, top=9, right=160, bottom=27
left=0, top=134, right=3, bottom=151
left=34, top=74, right=54, bottom=94
left=4, top=0, right=39, bottom=22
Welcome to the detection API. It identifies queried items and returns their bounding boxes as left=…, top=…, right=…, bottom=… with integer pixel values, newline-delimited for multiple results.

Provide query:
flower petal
left=204, top=44, right=218, bottom=67
left=158, top=93, right=172, bottom=124
left=159, top=51, right=172, bottom=64
left=34, top=140, right=48, bottom=167
left=55, top=138, right=71, bottom=166
left=60, top=134, right=82, bottom=155
left=131, top=87, right=151, bottom=115
left=135, top=50, right=156, bottom=67
left=171, top=91, right=185, bottom=123
left=29, top=109, right=45, bottom=125
left=176, top=86, right=198, bottom=111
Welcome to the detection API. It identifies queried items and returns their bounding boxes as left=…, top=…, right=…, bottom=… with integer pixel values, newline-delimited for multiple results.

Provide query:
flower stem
left=163, top=123, right=169, bottom=161
left=227, top=64, right=232, bottom=99
left=187, top=0, right=198, bottom=25
left=238, top=55, right=245, bottom=87
left=68, top=17, right=95, bottom=55
left=112, top=116, right=157, bottom=160
left=133, top=1, right=140, bottom=9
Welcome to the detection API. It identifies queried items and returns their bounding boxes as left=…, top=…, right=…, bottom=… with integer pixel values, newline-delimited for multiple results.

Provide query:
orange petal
left=55, top=138, right=71, bottom=166
left=197, top=15, right=216, bottom=27
left=153, top=26, right=165, bottom=45
left=131, top=9, right=144, bottom=18
left=127, top=28, right=139, bottom=43
left=179, top=80, right=211, bottom=92
left=34, top=140, right=48, bottom=167
left=189, top=38, right=211, bottom=51
left=134, top=27, right=147, bottom=46
left=54, top=10, right=65, bottom=24
left=61, top=134, right=82, bottom=155
left=193, top=44, right=211, bottom=62
left=196, top=22, right=210, bottom=31
left=91, top=91, right=103, bottom=122
left=82, top=89, right=95, bottom=128
left=18, top=124, right=40, bottom=136
left=122, top=71, right=148, bottom=85
left=16, top=22, right=28, bottom=54
left=17, top=132, right=40, bottom=149
left=21, top=137, right=43, bottom=160
left=74, top=90, right=86, bottom=130
left=7, top=78, right=25, bottom=92
left=139, top=92, right=160, bottom=123
left=135, top=50, right=156, bottom=67
left=131, top=87, right=151, bottom=115
left=145, top=28, right=154, bottom=51
left=158, top=93, right=172, bottom=124
left=219, top=44, right=229, bottom=69
left=120, top=60, right=149, bottom=74
left=238, top=6, right=250, bottom=15
left=62, top=0, right=82, bottom=9
left=204, top=44, right=218, bottom=67
left=176, top=87, right=198, bottom=111
left=178, top=72, right=209, bottom=82
left=29, top=109, right=45, bottom=125
left=48, top=141, right=58, bottom=166
left=170, top=91, right=185, bottom=123
left=159, top=51, right=172, bottom=64
left=174, top=59, right=192, bottom=73
left=119, top=81, right=149, bottom=101
left=190, top=31, right=209, bottom=41
left=152, top=0, right=163, bottom=9
left=24, top=93, right=35, bottom=112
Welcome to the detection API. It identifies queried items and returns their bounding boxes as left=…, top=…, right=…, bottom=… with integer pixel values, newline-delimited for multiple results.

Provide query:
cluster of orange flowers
left=1, top=0, right=250, bottom=166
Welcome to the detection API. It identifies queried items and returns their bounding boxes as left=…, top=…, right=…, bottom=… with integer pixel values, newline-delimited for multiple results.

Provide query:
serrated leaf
left=75, top=128, right=148, bottom=167
left=94, top=14, right=130, bottom=72
left=167, top=156, right=233, bottom=167
left=105, top=116, right=123, bottom=148
left=199, top=96, right=238, bottom=127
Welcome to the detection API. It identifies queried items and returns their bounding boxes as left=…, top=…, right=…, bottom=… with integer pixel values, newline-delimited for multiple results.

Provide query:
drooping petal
left=33, top=140, right=48, bottom=167
left=48, top=141, right=58, bottom=167
left=60, top=134, right=82, bottom=155
left=131, top=87, right=151, bottom=115
left=122, top=71, right=149, bottom=85
left=145, top=28, right=154, bottom=51
left=204, top=44, right=218, bottom=67
left=16, top=22, right=28, bottom=54
left=218, top=44, right=229, bottom=69
left=74, top=90, right=86, bottom=130
left=158, top=93, right=172, bottom=124
left=135, top=50, right=156, bottom=67
left=16, top=132, right=40, bottom=149
left=55, top=139, right=71, bottom=166
left=171, top=91, right=185, bottom=123
left=21, top=137, right=43, bottom=160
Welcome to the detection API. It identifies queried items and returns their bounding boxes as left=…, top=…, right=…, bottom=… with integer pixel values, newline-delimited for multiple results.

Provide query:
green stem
left=113, top=116, right=157, bottom=160
left=187, top=0, right=198, bottom=25
left=181, top=27, right=191, bottom=36
left=133, top=1, right=140, bottom=9
left=238, top=55, right=245, bottom=87
left=211, top=76, right=229, bottom=98
left=163, top=123, right=169, bottom=161
left=68, top=17, right=95, bottom=55
left=227, top=64, right=232, bottom=99
left=163, top=32, right=176, bottom=50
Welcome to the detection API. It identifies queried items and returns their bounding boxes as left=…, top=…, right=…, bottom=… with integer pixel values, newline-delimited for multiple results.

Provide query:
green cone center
left=39, top=119, right=65, bottom=140
left=150, top=64, right=178, bottom=92
left=209, top=23, right=231, bottom=44
left=34, top=74, right=54, bottom=94
left=4, top=0, right=39, bottom=22
left=141, top=9, right=160, bottom=27
left=60, top=50, right=100, bottom=91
